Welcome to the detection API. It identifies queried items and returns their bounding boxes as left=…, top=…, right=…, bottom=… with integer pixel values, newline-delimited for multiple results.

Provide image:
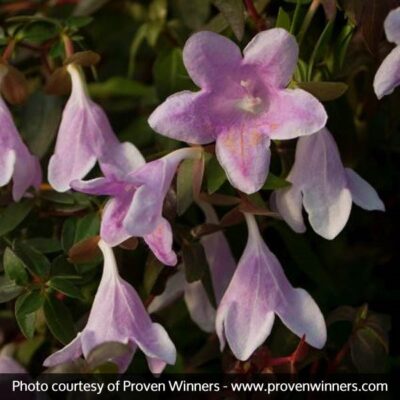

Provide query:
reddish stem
left=62, top=34, right=74, bottom=58
left=2, top=39, right=16, bottom=62
left=243, top=0, right=266, bottom=31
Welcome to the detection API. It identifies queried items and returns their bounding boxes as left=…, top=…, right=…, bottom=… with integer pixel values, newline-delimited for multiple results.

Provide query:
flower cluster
left=2, top=11, right=392, bottom=372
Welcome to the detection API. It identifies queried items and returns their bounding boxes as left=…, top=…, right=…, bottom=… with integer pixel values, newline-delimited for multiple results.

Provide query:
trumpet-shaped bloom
left=149, top=202, right=236, bottom=332
left=43, top=240, right=176, bottom=374
left=149, top=29, right=327, bottom=194
left=0, top=356, right=26, bottom=373
left=0, top=67, right=42, bottom=201
left=374, top=7, right=400, bottom=98
left=216, top=213, right=326, bottom=361
left=273, top=129, right=385, bottom=240
left=48, top=64, right=139, bottom=192
left=71, top=147, right=202, bottom=266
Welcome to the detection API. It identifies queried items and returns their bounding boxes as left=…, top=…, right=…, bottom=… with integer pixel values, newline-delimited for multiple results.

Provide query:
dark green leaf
left=43, top=296, right=76, bottom=344
left=0, top=201, right=34, bottom=237
left=16, top=290, right=44, bottom=315
left=177, top=159, right=195, bottom=216
left=3, top=247, right=29, bottom=285
left=0, top=276, right=23, bottom=303
left=73, top=0, right=111, bottom=16
left=13, top=241, right=51, bottom=278
left=40, top=191, right=75, bottom=205
left=297, top=81, right=348, bottom=102
left=182, top=242, right=208, bottom=283
left=19, top=92, right=62, bottom=158
left=65, top=16, right=93, bottom=29
left=276, top=7, right=291, bottom=29
left=21, top=22, right=59, bottom=43
left=206, top=156, right=227, bottom=194
left=24, top=238, right=62, bottom=254
left=213, top=0, right=245, bottom=41
left=144, top=254, right=165, bottom=295
left=89, top=77, right=155, bottom=99
left=15, top=292, right=39, bottom=339
left=177, top=0, right=211, bottom=30
left=262, top=173, right=291, bottom=190
left=153, top=48, right=195, bottom=100
left=48, top=277, right=83, bottom=300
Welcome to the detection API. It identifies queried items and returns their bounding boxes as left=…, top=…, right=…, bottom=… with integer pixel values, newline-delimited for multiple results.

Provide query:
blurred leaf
left=20, top=22, right=59, bottom=43
left=48, top=277, right=83, bottom=300
left=284, top=0, right=311, bottom=3
left=64, top=51, right=100, bottom=67
left=333, top=24, right=354, bottom=72
left=0, top=200, right=34, bottom=237
left=73, top=0, right=111, bottom=16
left=297, top=81, right=348, bottom=101
left=1, top=64, right=29, bottom=105
left=3, top=247, right=29, bottom=286
left=182, top=242, right=208, bottom=283
left=128, top=24, right=148, bottom=78
left=40, top=191, right=75, bottom=205
left=276, top=7, right=291, bottom=29
left=65, top=16, right=93, bottom=30
left=0, top=276, right=23, bottom=303
left=177, top=0, right=211, bottom=30
left=89, top=77, right=154, bottom=99
left=24, top=238, right=62, bottom=254
left=87, top=342, right=131, bottom=370
left=15, top=290, right=43, bottom=315
left=327, top=305, right=357, bottom=325
left=153, top=48, right=194, bottom=100
left=262, top=173, right=291, bottom=190
left=13, top=241, right=51, bottom=278
left=144, top=254, right=165, bottom=295
left=16, top=336, right=45, bottom=366
left=43, top=296, right=76, bottom=345
left=50, top=256, right=77, bottom=278
left=213, top=0, right=245, bottom=41
left=68, top=236, right=101, bottom=264
left=206, top=156, right=227, bottom=194
left=350, top=327, right=388, bottom=373
left=321, top=0, right=337, bottom=20
left=177, top=159, right=195, bottom=216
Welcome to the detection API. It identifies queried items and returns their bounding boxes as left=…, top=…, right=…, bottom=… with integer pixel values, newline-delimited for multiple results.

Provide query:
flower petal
left=12, top=153, right=42, bottom=201
left=71, top=177, right=125, bottom=197
left=275, top=288, right=327, bottom=349
left=43, top=335, right=83, bottom=367
left=384, top=7, right=400, bottom=45
left=374, top=46, right=400, bottom=99
left=143, top=218, right=177, bottom=266
left=215, top=128, right=271, bottom=194
left=148, top=91, right=216, bottom=144
left=0, top=356, right=27, bottom=373
left=0, top=148, right=16, bottom=187
left=99, top=141, right=145, bottom=179
left=243, top=28, right=299, bottom=88
left=272, top=188, right=306, bottom=233
left=100, top=197, right=131, bottom=246
left=345, top=168, right=385, bottom=211
left=266, top=89, right=327, bottom=140
left=183, top=31, right=242, bottom=89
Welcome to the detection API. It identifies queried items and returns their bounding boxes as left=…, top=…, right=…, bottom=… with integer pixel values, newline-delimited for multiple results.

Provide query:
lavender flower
left=0, top=66, right=41, bottom=201
left=149, top=202, right=236, bottom=332
left=216, top=213, right=326, bottom=361
left=149, top=29, right=327, bottom=194
left=273, top=129, right=385, bottom=240
left=71, top=147, right=202, bottom=266
left=43, top=240, right=176, bottom=374
left=374, top=7, right=400, bottom=98
left=48, top=64, right=141, bottom=192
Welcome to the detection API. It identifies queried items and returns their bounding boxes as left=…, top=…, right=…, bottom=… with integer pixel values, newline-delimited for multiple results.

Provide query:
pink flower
left=216, top=213, right=326, bottom=361
left=0, top=66, right=42, bottom=201
left=149, top=202, right=236, bottom=332
left=0, top=355, right=26, bottom=373
left=48, top=64, right=140, bottom=192
left=374, top=7, right=400, bottom=99
left=149, top=29, right=327, bottom=194
left=273, top=129, right=385, bottom=240
left=43, top=240, right=176, bottom=374
left=71, top=147, right=202, bottom=266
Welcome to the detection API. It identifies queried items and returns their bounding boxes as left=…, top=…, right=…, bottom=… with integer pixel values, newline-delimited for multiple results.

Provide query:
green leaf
left=20, top=22, right=59, bottom=43
left=0, top=200, right=34, bottom=237
left=65, top=16, right=93, bottom=29
left=43, top=296, right=76, bottom=344
left=89, top=77, right=154, bottom=99
left=73, top=0, right=111, bottom=16
left=15, top=292, right=40, bottom=339
left=143, top=254, right=165, bottom=295
left=0, top=276, right=23, bottom=303
left=177, top=0, right=211, bottom=30
left=3, top=247, right=29, bottom=285
left=177, top=159, right=195, bottom=216
left=40, top=191, right=75, bottom=205
left=24, top=238, right=62, bottom=254
left=296, top=81, right=348, bottom=102
left=19, top=91, right=63, bottom=158
left=48, top=277, right=83, bottom=300
left=276, top=7, right=291, bottom=30
left=153, top=48, right=195, bottom=100
left=13, top=241, right=51, bottom=278
left=213, top=0, right=245, bottom=41
left=16, top=290, right=44, bottom=315
left=262, top=173, right=291, bottom=190
left=182, top=242, right=208, bottom=283
left=206, top=156, right=227, bottom=194
left=16, top=336, right=45, bottom=366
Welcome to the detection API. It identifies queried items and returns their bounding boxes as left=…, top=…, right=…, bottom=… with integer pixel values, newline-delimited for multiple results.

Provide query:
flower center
left=236, top=80, right=265, bottom=114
